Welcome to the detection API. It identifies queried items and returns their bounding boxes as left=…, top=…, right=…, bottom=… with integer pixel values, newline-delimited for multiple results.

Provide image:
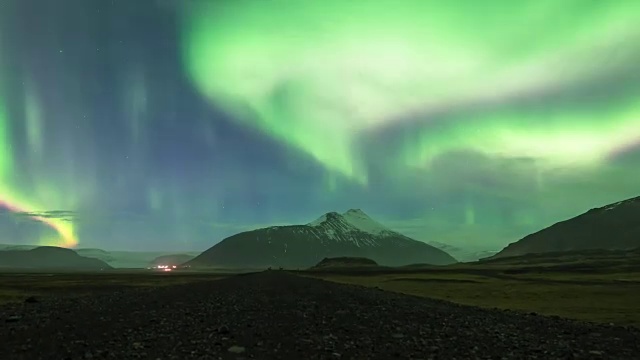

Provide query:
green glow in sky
left=0, top=38, right=78, bottom=247
left=401, top=95, right=640, bottom=171
left=184, top=0, right=640, bottom=182
left=0, top=100, right=78, bottom=248
left=24, top=78, right=45, bottom=158
left=0, top=98, right=11, bottom=180
left=0, top=27, right=10, bottom=181
left=1, top=0, right=639, bottom=252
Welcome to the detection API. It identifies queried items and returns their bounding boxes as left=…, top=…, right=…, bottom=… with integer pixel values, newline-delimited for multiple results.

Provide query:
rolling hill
left=0, top=246, right=111, bottom=270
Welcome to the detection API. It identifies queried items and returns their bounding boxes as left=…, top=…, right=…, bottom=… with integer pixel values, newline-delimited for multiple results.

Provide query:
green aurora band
left=402, top=94, right=640, bottom=170
left=0, top=27, right=78, bottom=247
left=184, top=0, right=640, bottom=183
left=0, top=96, right=10, bottom=181
left=0, top=99, right=78, bottom=247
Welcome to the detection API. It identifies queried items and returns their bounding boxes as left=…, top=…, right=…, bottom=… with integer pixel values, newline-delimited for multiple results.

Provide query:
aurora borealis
left=0, top=0, right=639, bottom=252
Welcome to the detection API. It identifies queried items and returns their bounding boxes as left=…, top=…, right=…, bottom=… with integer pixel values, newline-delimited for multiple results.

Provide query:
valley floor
left=303, top=264, right=640, bottom=328
left=0, top=271, right=639, bottom=359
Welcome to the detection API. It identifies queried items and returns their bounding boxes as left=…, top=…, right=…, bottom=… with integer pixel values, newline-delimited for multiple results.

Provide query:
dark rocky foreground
left=1, top=272, right=639, bottom=359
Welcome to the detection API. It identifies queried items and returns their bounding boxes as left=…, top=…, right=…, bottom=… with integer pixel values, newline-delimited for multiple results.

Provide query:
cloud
left=8, top=210, right=77, bottom=221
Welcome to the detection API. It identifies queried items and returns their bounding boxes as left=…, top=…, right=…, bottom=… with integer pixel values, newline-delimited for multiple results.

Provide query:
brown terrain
left=1, top=270, right=639, bottom=359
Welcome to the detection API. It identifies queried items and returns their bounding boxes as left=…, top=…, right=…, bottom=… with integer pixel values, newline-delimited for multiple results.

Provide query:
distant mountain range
left=425, top=241, right=499, bottom=262
left=0, top=245, right=200, bottom=269
left=186, top=209, right=457, bottom=269
left=70, top=249, right=200, bottom=268
left=5, top=195, right=636, bottom=268
left=494, top=195, right=640, bottom=258
left=0, top=246, right=111, bottom=270
left=149, top=254, right=195, bottom=267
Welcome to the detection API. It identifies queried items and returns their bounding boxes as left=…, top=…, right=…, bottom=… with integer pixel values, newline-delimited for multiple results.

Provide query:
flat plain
left=0, top=251, right=639, bottom=358
left=1, top=270, right=639, bottom=359
left=2, top=249, right=639, bottom=328
left=303, top=249, right=640, bottom=327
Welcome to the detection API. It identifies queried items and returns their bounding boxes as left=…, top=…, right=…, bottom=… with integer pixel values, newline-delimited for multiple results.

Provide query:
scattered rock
left=24, top=296, right=38, bottom=304
left=228, top=345, right=245, bottom=354
left=0, top=272, right=638, bottom=359
left=218, top=325, right=230, bottom=334
left=5, top=315, right=21, bottom=323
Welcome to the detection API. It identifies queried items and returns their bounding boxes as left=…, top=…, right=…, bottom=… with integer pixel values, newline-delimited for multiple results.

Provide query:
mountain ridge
left=493, top=195, right=640, bottom=258
left=187, top=209, right=456, bottom=268
left=0, top=246, right=112, bottom=270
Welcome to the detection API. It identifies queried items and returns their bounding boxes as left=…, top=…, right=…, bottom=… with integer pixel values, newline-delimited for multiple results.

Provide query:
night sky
left=0, top=0, right=639, bottom=252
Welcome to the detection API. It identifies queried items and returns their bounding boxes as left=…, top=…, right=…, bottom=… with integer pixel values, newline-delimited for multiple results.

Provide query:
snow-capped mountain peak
left=188, top=209, right=459, bottom=268
left=308, top=212, right=342, bottom=226
left=308, top=209, right=392, bottom=236
left=341, top=209, right=391, bottom=235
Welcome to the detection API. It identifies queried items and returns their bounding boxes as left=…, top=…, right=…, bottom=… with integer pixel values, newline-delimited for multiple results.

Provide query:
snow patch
left=341, top=209, right=390, bottom=235
left=304, top=209, right=393, bottom=247
left=307, top=209, right=394, bottom=236
left=605, top=201, right=625, bottom=211
left=308, top=214, right=327, bottom=226
left=603, top=197, right=640, bottom=211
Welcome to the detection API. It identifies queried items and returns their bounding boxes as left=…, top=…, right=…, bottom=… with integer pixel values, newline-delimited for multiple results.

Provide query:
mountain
left=1, top=245, right=201, bottom=268
left=75, top=248, right=200, bottom=268
left=426, top=241, right=500, bottom=262
left=0, top=244, right=38, bottom=251
left=0, top=246, right=112, bottom=270
left=149, top=254, right=195, bottom=267
left=494, top=195, right=640, bottom=258
left=75, top=248, right=116, bottom=263
left=187, top=209, right=457, bottom=269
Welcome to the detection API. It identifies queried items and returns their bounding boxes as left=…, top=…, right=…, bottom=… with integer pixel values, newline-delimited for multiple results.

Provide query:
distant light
left=164, top=268, right=172, bottom=272
left=172, top=265, right=176, bottom=268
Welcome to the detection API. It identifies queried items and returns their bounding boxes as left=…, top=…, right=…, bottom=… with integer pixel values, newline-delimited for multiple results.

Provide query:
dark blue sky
left=0, top=0, right=639, bottom=251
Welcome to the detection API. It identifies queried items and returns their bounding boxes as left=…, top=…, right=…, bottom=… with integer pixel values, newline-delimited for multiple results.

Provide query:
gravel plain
left=1, top=271, right=639, bottom=359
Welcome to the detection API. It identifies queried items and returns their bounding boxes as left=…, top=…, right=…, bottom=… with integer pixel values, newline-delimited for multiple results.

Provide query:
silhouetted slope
left=75, top=248, right=116, bottom=263
left=187, top=209, right=456, bottom=268
left=0, top=246, right=112, bottom=270
left=494, top=196, right=640, bottom=258
left=0, top=244, right=38, bottom=251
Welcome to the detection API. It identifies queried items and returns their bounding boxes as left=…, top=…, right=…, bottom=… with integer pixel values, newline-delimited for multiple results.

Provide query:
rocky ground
left=1, top=271, right=639, bottom=359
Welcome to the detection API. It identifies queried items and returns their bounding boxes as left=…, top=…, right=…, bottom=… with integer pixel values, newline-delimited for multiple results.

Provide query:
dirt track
left=1, top=271, right=639, bottom=359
